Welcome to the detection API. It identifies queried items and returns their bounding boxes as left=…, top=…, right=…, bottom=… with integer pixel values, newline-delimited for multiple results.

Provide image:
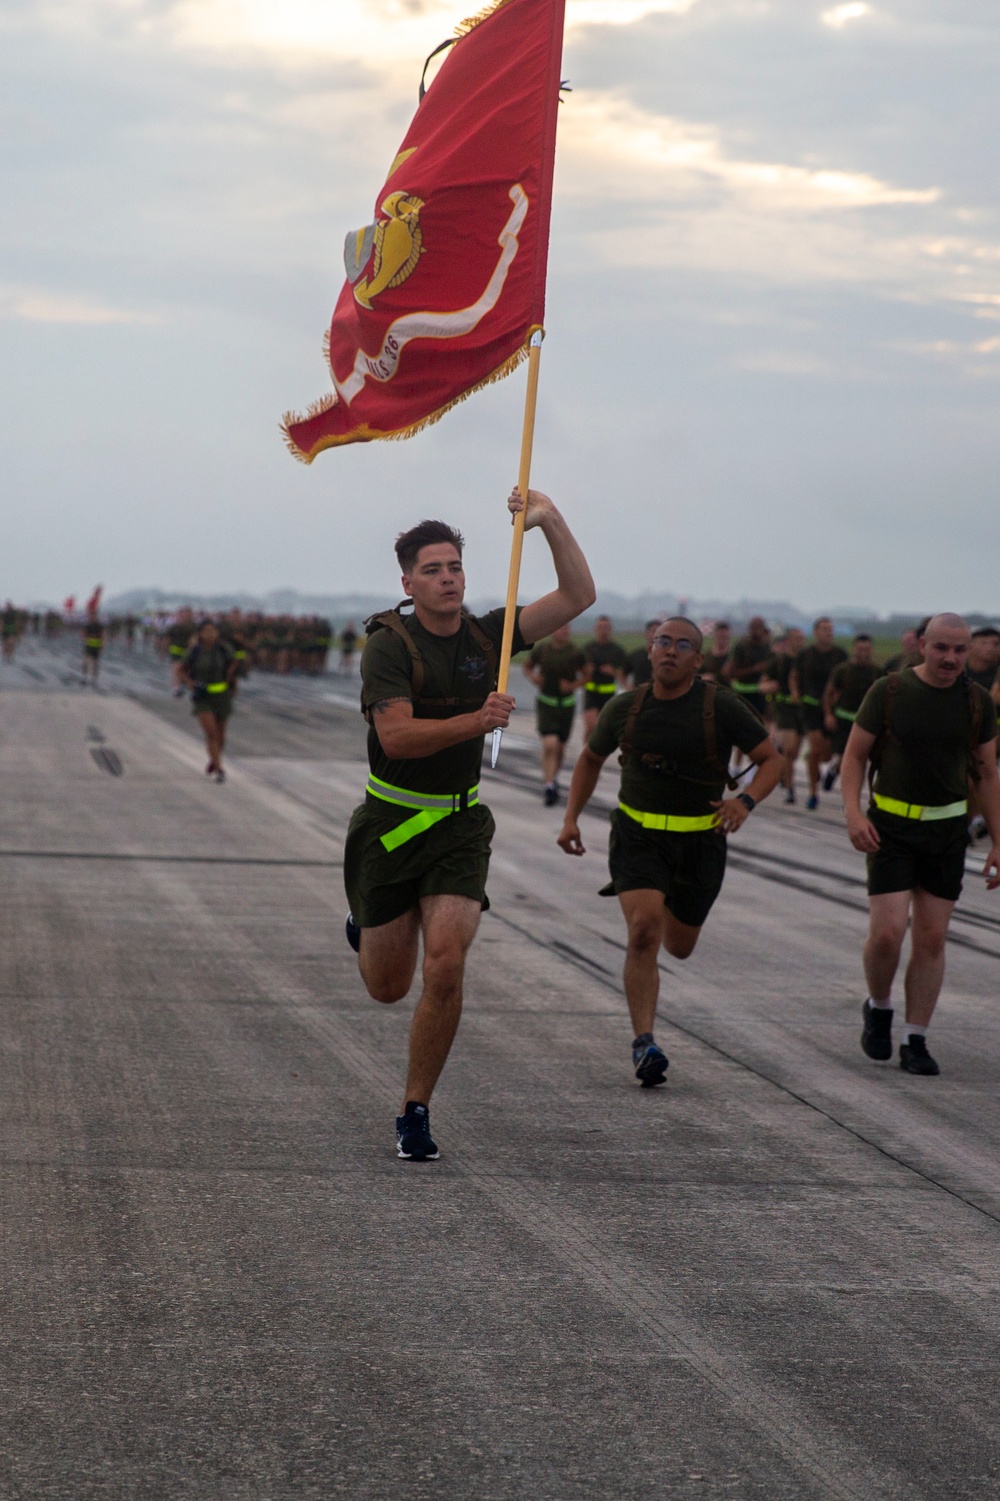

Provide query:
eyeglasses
left=651, top=635, right=697, bottom=654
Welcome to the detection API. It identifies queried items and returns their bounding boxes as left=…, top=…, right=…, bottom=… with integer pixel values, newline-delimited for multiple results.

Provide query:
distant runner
left=581, top=616, right=628, bottom=738
left=166, top=608, right=196, bottom=697
left=821, top=633, right=881, bottom=792
left=180, top=620, right=237, bottom=783
left=626, top=619, right=661, bottom=688
left=841, top=614, right=1000, bottom=1076
left=344, top=491, right=594, bottom=1162
left=2, top=603, right=21, bottom=662
left=557, top=618, right=783, bottom=1089
left=792, top=618, right=847, bottom=810
left=725, top=615, right=773, bottom=722
left=699, top=620, right=731, bottom=684
left=768, top=627, right=805, bottom=803
left=339, top=622, right=359, bottom=675
left=81, top=615, right=104, bottom=687
left=523, top=624, right=586, bottom=805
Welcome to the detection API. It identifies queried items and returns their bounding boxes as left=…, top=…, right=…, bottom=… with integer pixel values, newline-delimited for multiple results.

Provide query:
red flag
left=86, top=585, right=103, bottom=615
left=63, top=596, right=76, bottom=613
left=282, top=0, right=566, bottom=461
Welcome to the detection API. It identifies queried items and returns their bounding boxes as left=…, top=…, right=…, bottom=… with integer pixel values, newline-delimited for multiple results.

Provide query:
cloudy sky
left=3, top=0, right=999, bottom=612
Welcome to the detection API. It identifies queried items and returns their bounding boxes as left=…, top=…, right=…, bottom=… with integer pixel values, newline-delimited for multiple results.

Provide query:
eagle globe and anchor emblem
left=344, top=162, right=426, bottom=311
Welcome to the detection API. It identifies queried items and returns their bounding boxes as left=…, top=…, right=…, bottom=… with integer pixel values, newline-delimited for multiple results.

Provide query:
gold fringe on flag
left=279, top=326, right=541, bottom=464
left=455, top=0, right=518, bottom=39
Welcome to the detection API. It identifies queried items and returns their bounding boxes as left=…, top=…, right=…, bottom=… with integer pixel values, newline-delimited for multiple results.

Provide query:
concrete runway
left=1, top=637, right=999, bottom=1499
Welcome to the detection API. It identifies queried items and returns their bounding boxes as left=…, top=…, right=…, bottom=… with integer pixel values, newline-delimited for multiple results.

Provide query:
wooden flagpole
left=491, top=328, right=543, bottom=768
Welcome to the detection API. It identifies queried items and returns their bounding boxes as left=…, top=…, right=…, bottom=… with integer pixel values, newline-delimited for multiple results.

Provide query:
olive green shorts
left=192, top=695, right=232, bottom=721
left=344, top=799, right=495, bottom=929
left=536, top=704, right=575, bottom=742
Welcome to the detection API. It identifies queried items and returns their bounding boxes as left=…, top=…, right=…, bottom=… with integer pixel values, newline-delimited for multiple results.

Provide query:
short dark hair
left=854, top=633, right=872, bottom=643
left=813, top=616, right=832, bottom=632
left=395, top=519, right=464, bottom=574
left=915, top=616, right=932, bottom=640
left=971, top=626, right=1000, bottom=640
left=714, top=620, right=730, bottom=632
left=644, top=618, right=661, bottom=631
left=660, top=616, right=704, bottom=651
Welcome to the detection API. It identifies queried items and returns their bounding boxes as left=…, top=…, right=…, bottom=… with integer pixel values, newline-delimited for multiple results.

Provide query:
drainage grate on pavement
left=90, top=747, right=124, bottom=776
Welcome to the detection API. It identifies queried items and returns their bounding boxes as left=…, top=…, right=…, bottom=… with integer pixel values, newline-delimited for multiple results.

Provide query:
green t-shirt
left=700, top=650, right=730, bottom=683
left=767, top=653, right=794, bottom=699
left=183, top=640, right=234, bottom=692
left=589, top=680, right=769, bottom=817
left=529, top=642, right=584, bottom=701
left=362, top=607, right=528, bottom=796
left=729, top=638, right=771, bottom=685
left=795, top=644, right=847, bottom=703
left=829, top=661, right=881, bottom=716
left=582, top=640, right=628, bottom=688
left=855, top=669, right=997, bottom=807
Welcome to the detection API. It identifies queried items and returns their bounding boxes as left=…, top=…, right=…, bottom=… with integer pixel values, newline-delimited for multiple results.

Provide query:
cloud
left=821, top=3, right=871, bottom=28
left=0, top=285, right=159, bottom=324
left=560, top=91, right=939, bottom=212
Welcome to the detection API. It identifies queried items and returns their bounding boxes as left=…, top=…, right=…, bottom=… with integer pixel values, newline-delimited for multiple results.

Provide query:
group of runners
left=342, top=494, right=1000, bottom=1160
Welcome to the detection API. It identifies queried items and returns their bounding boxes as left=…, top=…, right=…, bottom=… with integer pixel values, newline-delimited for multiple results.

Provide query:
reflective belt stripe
left=366, top=775, right=480, bottom=812
left=731, top=680, right=762, bottom=694
left=537, top=693, right=576, bottom=708
left=168, top=645, right=185, bottom=656
left=873, top=794, right=967, bottom=822
left=618, top=801, right=719, bottom=833
left=834, top=707, right=857, bottom=722
left=775, top=693, right=794, bottom=704
left=205, top=682, right=229, bottom=694
left=380, top=807, right=454, bottom=851
left=85, top=639, right=102, bottom=648
left=585, top=682, right=617, bottom=694
left=801, top=695, right=821, bottom=706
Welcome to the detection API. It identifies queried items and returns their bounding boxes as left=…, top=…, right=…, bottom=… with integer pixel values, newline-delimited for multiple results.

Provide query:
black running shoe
left=632, top=1041, right=669, bottom=1088
left=784, top=787, right=796, bottom=805
left=822, top=766, right=838, bottom=792
left=899, top=1036, right=939, bottom=1076
left=396, top=1101, right=440, bottom=1160
left=345, top=913, right=361, bottom=953
left=861, top=1000, right=893, bottom=1061
left=543, top=784, right=559, bottom=807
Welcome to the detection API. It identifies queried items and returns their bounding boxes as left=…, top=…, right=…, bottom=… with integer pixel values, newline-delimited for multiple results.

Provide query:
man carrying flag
left=346, top=488, right=593, bottom=1161
left=281, top=0, right=582, bottom=1157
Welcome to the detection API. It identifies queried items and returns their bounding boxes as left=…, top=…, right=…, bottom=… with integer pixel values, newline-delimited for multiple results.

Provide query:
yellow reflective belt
left=205, top=681, right=229, bottom=694
left=731, top=680, right=761, bottom=694
left=85, top=638, right=102, bottom=649
left=800, top=695, right=821, bottom=706
left=585, top=681, right=616, bottom=694
left=168, top=645, right=185, bottom=656
left=834, top=707, right=857, bottom=722
left=537, top=692, right=575, bottom=708
left=873, top=794, right=967, bottom=822
left=618, top=801, right=719, bottom=833
left=775, top=693, right=794, bottom=704
left=366, top=776, right=480, bottom=851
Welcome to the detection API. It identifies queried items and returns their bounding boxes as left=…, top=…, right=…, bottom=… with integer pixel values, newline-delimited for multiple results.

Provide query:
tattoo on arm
left=371, top=697, right=412, bottom=715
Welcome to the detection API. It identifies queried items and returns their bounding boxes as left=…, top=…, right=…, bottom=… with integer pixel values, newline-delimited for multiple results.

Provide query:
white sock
left=902, top=1023, right=928, bottom=1042
left=866, top=995, right=892, bottom=1010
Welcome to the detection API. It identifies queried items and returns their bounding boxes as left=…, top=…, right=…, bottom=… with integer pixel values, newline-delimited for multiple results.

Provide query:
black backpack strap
left=360, top=603, right=424, bottom=720
left=617, top=683, right=650, bottom=767
left=702, top=681, right=745, bottom=791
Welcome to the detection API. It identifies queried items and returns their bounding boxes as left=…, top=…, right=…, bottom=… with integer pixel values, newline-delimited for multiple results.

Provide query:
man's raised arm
left=509, top=489, right=596, bottom=644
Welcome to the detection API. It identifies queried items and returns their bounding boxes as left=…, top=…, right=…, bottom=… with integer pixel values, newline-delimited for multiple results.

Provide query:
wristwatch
left=736, top=793, right=756, bottom=813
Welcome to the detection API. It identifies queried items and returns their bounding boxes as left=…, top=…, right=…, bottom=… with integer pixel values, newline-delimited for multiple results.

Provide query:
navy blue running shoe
left=632, top=1041, right=669, bottom=1088
left=806, top=793, right=819, bottom=810
left=345, top=913, right=361, bottom=953
left=396, top=1102, right=440, bottom=1160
